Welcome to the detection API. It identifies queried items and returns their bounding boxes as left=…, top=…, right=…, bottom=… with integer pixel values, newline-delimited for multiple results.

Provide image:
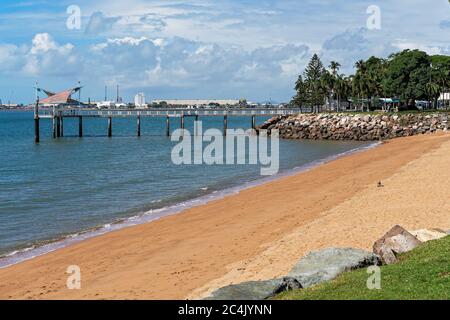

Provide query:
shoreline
left=0, top=133, right=449, bottom=299
left=0, top=141, right=378, bottom=269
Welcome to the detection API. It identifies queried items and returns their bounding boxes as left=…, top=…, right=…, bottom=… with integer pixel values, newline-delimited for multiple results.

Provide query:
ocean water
left=0, top=111, right=373, bottom=267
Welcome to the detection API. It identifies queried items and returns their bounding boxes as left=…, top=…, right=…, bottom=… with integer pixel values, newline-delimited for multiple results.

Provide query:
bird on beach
left=377, top=181, right=384, bottom=188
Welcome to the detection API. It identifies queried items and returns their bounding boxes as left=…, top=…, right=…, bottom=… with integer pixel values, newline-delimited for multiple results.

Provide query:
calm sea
left=0, top=111, right=373, bottom=267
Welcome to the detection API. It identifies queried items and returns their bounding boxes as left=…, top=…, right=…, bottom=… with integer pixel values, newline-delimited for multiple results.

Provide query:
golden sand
left=0, top=133, right=449, bottom=299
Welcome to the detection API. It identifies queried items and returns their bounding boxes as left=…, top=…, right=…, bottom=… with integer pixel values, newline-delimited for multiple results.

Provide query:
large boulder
left=205, top=279, right=283, bottom=300
left=205, top=247, right=380, bottom=300
left=411, top=229, right=448, bottom=243
left=288, top=248, right=381, bottom=288
left=373, top=225, right=422, bottom=264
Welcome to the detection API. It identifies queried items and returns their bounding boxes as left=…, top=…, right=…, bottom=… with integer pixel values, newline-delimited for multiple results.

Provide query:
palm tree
left=320, top=71, right=334, bottom=111
left=435, top=66, right=450, bottom=109
left=329, top=61, right=341, bottom=77
left=328, top=61, right=341, bottom=111
left=426, top=82, right=440, bottom=109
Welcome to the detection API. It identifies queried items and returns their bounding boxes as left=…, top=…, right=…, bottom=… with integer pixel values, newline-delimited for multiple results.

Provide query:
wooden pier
left=34, top=107, right=302, bottom=142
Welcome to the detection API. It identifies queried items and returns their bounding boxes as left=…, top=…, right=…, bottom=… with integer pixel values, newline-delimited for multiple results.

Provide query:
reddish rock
left=373, top=225, right=422, bottom=264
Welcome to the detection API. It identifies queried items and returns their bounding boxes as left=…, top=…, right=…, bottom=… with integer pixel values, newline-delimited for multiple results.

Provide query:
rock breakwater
left=258, top=113, right=449, bottom=141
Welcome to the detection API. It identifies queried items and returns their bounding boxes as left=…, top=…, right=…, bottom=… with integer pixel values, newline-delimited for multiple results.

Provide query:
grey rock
left=288, top=247, right=381, bottom=288
left=268, top=277, right=303, bottom=298
left=205, top=279, right=283, bottom=300
left=260, top=113, right=448, bottom=141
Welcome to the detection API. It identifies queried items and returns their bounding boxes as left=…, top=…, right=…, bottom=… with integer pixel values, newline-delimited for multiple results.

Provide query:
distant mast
left=116, top=85, right=119, bottom=103
left=104, top=85, right=107, bottom=101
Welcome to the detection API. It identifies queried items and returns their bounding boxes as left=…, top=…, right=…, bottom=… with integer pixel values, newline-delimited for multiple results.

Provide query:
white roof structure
left=152, top=99, right=241, bottom=106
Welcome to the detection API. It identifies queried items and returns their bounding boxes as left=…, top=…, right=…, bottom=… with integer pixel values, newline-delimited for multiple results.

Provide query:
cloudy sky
left=0, top=0, right=449, bottom=104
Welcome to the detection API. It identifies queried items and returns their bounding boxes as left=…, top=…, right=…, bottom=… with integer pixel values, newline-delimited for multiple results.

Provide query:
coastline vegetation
left=291, top=50, right=450, bottom=112
left=276, top=236, right=450, bottom=300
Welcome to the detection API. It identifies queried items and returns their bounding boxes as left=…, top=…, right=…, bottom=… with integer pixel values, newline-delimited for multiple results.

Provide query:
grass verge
left=275, top=236, right=450, bottom=300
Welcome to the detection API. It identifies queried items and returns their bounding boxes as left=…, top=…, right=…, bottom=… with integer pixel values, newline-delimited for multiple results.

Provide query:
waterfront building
left=151, top=99, right=242, bottom=107
left=134, top=93, right=146, bottom=108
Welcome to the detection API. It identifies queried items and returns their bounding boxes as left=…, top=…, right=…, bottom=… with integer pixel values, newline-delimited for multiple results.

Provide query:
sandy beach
left=1, top=132, right=449, bottom=300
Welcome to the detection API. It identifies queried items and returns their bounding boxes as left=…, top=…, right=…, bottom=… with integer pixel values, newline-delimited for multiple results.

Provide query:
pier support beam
left=56, top=116, right=61, bottom=138
left=33, top=97, right=40, bottom=143
left=137, top=114, right=141, bottom=137
left=108, top=117, right=112, bottom=137
left=195, top=115, right=199, bottom=135
left=78, top=116, right=83, bottom=137
left=251, top=115, right=256, bottom=130
left=223, top=114, right=228, bottom=136
left=60, top=116, right=64, bottom=137
left=166, top=115, right=170, bottom=136
left=52, top=116, right=57, bottom=139
left=180, top=114, right=185, bottom=130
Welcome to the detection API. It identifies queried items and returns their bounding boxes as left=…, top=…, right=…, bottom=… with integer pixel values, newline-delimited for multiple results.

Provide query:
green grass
left=275, top=236, right=450, bottom=300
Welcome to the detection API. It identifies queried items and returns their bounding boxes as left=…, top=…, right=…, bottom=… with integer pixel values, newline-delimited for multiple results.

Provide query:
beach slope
left=1, top=133, right=449, bottom=299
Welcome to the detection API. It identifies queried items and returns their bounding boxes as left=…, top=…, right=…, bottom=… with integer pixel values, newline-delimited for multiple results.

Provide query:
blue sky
left=0, top=0, right=449, bottom=104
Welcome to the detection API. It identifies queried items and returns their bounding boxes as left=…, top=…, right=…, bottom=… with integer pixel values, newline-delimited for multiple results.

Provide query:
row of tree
left=291, top=49, right=450, bottom=112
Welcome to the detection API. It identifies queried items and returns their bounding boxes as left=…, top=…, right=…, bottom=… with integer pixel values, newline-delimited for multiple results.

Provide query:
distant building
left=152, top=99, right=241, bottom=107
left=439, top=92, right=449, bottom=101
left=134, top=93, right=146, bottom=108
left=95, top=101, right=115, bottom=108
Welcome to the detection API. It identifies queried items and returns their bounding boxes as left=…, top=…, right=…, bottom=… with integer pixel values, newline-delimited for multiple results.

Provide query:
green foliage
left=292, top=50, right=450, bottom=110
left=303, top=54, right=327, bottom=109
left=275, top=236, right=450, bottom=300
left=384, top=50, right=431, bottom=105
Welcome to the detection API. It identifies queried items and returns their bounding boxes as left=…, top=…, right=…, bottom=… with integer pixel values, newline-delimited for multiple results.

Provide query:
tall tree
left=384, top=49, right=432, bottom=107
left=303, top=54, right=327, bottom=112
left=291, top=75, right=307, bottom=110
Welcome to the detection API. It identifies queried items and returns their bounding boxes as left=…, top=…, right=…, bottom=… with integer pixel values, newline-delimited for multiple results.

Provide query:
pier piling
left=223, top=114, right=228, bottom=136
left=181, top=113, right=185, bottom=130
left=60, top=116, right=64, bottom=137
left=78, top=116, right=83, bottom=137
left=251, top=115, right=256, bottom=130
left=108, top=117, right=112, bottom=137
left=195, top=115, right=199, bottom=135
left=56, top=116, right=61, bottom=138
left=137, top=114, right=141, bottom=137
left=166, top=115, right=170, bottom=136
left=52, top=116, right=57, bottom=139
left=33, top=98, right=40, bottom=143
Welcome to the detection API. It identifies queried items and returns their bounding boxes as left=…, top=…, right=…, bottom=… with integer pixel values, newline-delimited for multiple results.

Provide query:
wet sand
left=1, top=133, right=449, bottom=299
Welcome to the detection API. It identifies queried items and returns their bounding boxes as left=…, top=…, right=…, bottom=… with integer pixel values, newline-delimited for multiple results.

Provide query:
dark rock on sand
left=373, top=225, right=422, bottom=265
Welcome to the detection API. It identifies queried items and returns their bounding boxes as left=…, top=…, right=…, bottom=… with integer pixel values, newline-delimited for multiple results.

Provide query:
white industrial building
left=152, top=99, right=241, bottom=107
left=134, top=93, right=146, bottom=108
